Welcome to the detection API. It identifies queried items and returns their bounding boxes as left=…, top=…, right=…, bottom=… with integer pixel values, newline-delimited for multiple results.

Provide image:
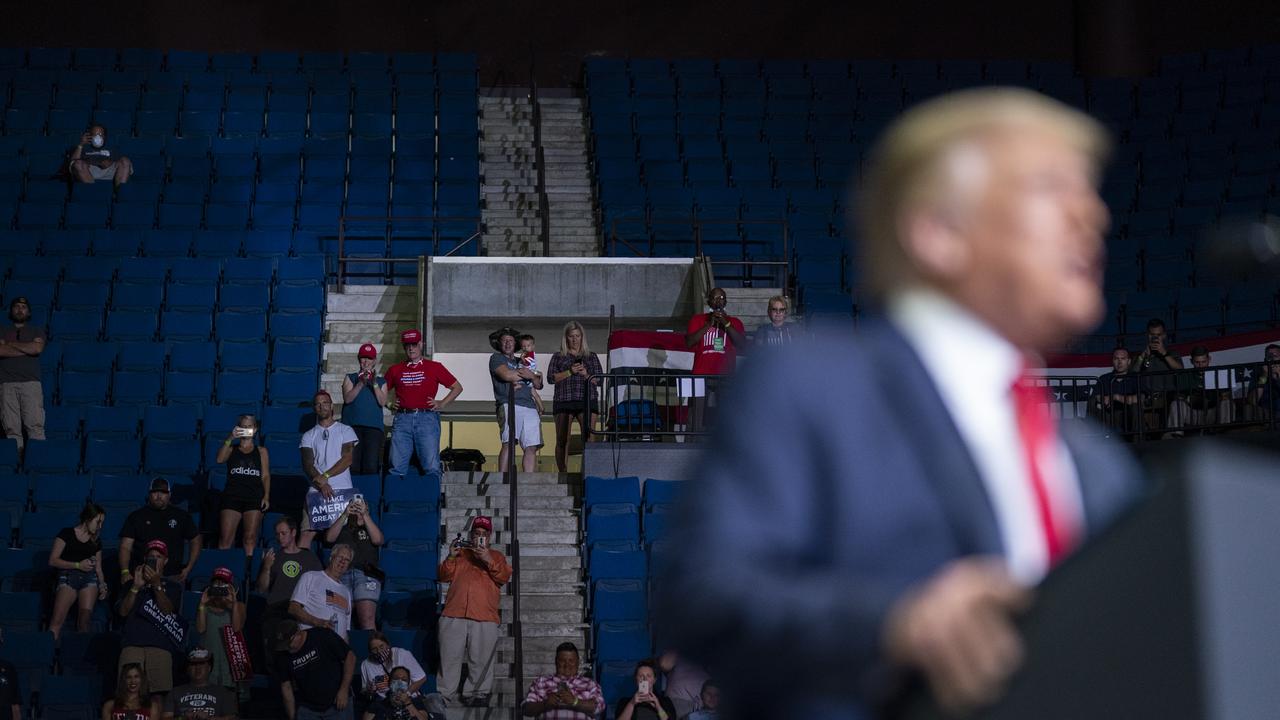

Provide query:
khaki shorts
left=119, top=645, right=174, bottom=693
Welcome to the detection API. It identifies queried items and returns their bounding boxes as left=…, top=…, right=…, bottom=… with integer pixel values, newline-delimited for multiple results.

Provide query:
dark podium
left=904, top=437, right=1280, bottom=720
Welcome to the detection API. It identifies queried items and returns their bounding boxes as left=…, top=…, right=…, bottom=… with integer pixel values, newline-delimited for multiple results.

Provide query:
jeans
left=296, top=703, right=353, bottom=720
left=389, top=411, right=441, bottom=475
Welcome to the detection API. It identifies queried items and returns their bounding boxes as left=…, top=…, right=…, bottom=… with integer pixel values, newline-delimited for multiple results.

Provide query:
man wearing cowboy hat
left=385, top=329, right=462, bottom=477
left=437, top=516, right=510, bottom=707
left=0, top=296, right=46, bottom=451
left=489, top=326, right=543, bottom=472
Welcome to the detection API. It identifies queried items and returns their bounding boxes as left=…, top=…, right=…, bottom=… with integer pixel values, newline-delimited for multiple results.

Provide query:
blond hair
left=767, top=295, right=789, bottom=310
left=560, top=320, right=591, bottom=356
left=855, top=87, right=1109, bottom=301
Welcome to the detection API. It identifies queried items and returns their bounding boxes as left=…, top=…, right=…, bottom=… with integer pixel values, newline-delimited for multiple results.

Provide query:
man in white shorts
left=298, top=390, right=358, bottom=548
left=488, top=327, right=543, bottom=472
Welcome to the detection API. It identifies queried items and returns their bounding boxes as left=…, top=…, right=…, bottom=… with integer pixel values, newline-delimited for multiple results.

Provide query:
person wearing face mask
left=359, top=633, right=427, bottom=704
left=69, top=124, right=133, bottom=186
left=361, top=667, right=432, bottom=720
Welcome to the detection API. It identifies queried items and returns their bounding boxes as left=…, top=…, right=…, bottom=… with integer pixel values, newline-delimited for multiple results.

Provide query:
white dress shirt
left=889, top=288, right=1084, bottom=583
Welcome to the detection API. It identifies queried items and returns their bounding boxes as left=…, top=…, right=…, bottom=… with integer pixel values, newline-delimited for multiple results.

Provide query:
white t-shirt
left=290, top=569, right=352, bottom=641
left=299, top=421, right=359, bottom=491
left=360, top=647, right=427, bottom=698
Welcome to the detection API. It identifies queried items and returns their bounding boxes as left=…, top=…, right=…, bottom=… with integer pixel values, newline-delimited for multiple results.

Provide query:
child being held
left=516, top=333, right=546, bottom=415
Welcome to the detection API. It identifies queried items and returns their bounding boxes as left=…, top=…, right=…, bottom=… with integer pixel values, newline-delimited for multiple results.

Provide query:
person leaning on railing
left=546, top=321, right=604, bottom=473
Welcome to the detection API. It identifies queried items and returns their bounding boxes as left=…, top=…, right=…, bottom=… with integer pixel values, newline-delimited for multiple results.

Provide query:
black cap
left=8, top=296, right=28, bottom=308
left=149, top=477, right=171, bottom=493
left=274, top=619, right=301, bottom=651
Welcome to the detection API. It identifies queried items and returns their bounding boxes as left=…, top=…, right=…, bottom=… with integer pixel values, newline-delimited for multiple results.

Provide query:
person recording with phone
left=197, top=567, right=247, bottom=701
left=342, top=344, right=388, bottom=476
left=437, top=516, right=511, bottom=708
left=521, top=642, right=604, bottom=719
left=615, top=660, right=676, bottom=720
left=215, top=414, right=271, bottom=559
left=360, top=666, right=433, bottom=720
left=547, top=321, right=604, bottom=473
left=117, top=540, right=185, bottom=698
left=323, top=495, right=384, bottom=631
left=69, top=123, right=132, bottom=186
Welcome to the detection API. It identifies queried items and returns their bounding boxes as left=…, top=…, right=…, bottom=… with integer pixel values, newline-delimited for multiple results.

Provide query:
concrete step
left=496, top=631, right=588, bottom=655
left=326, top=285, right=418, bottom=314
left=440, top=513, right=578, bottom=534
left=440, top=505, right=573, bottom=520
left=443, top=493, right=576, bottom=511
left=499, top=592, right=584, bottom=610
left=443, top=471, right=576, bottom=485
left=326, top=325, right=411, bottom=344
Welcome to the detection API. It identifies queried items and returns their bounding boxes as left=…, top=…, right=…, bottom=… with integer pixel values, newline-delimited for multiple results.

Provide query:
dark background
left=5, top=0, right=1280, bottom=84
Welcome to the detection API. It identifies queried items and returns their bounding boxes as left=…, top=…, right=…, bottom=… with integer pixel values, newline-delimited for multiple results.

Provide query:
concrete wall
left=427, top=257, right=700, bottom=322
left=582, top=443, right=702, bottom=483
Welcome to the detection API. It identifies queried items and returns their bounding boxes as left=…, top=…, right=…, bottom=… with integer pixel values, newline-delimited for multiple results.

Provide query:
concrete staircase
left=480, top=96, right=541, bottom=257
left=479, top=94, right=601, bottom=258
left=439, top=470, right=586, bottom=719
left=320, top=284, right=420, bottom=404
left=536, top=97, right=600, bottom=258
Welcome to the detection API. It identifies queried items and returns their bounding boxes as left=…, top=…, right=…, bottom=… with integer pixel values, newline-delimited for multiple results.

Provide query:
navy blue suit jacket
left=655, top=318, right=1145, bottom=719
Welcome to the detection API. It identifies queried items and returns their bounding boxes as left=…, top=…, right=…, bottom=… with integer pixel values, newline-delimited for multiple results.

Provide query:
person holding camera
left=521, top=642, right=604, bottom=719
left=322, top=495, right=384, bottom=631
left=547, top=321, right=604, bottom=473
left=615, top=660, right=677, bottom=720
left=342, top=344, right=389, bottom=476
left=197, top=567, right=248, bottom=700
left=436, top=516, right=511, bottom=708
left=69, top=124, right=132, bottom=186
left=215, top=414, right=271, bottom=558
left=118, top=539, right=186, bottom=697
left=1134, top=318, right=1184, bottom=373
left=47, top=503, right=108, bottom=641
left=684, top=288, right=746, bottom=432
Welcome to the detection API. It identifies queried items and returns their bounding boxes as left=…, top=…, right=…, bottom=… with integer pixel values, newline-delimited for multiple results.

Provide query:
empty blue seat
left=0, top=591, right=43, bottom=628
left=115, top=342, right=166, bottom=373
left=584, top=476, right=642, bottom=509
left=84, top=436, right=142, bottom=473
left=112, top=369, right=163, bottom=406
left=383, top=472, right=441, bottom=513
left=594, top=621, right=651, bottom=664
left=219, top=283, right=270, bottom=312
left=83, top=405, right=140, bottom=438
left=269, top=310, right=321, bottom=341
left=33, top=475, right=92, bottom=510
left=160, top=309, right=214, bottom=341
left=272, top=338, right=319, bottom=370
left=164, top=369, right=214, bottom=406
left=260, top=405, right=311, bottom=435
left=142, top=405, right=199, bottom=440
left=268, top=368, right=318, bottom=407
left=380, top=548, right=437, bottom=589
left=42, top=406, right=81, bottom=440
left=641, top=479, right=684, bottom=508
left=168, top=341, right=216, bottom=372
left=587, top=541, right=647, bottom=581
left=219, top=339, right=269, bottom=372
left=165, top=282, right=218, bottom=311
left=592, top=578, right=647, bottom=622
left=59, top=370, right=111, bottom=405
left=216, top=310, right=267, bottom=341
left=49, top=309, right=102, bottom=341
left=144, top=437, right=200, bottom=476
left=217, top=369, right=266, bottom=406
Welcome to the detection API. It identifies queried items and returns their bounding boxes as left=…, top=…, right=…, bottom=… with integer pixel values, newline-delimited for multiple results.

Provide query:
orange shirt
left=438, top=548, right=511, bottom=624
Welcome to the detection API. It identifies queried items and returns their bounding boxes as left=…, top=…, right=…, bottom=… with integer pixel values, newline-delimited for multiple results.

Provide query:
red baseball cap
left=212, top=567, right=235, bottom=584
left=472, top=516, right=493, bottom=531
left=358, top=343, right=377, bottom=359
left=145, top=539, right=169, bottom=557
left=401, top=329, right=422, bottom=344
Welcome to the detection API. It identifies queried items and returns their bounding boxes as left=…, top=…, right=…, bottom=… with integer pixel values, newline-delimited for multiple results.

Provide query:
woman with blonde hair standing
left=546, top=321, right=604, bottom=472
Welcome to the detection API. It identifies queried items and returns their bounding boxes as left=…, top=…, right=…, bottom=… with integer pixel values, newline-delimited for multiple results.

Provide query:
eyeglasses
left=768, top=307, right=787, bottom=313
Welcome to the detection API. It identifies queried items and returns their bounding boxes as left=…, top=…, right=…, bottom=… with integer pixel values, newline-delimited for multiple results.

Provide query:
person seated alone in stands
left=46, top=503, right=108, bottom=641
left=69, top=124, right=132, bottom=186
left=521, top=642, right=604, bottom=719
left=1091, top=347, right=1141, bottom=435
left=615, top=659, right=678, bottom=720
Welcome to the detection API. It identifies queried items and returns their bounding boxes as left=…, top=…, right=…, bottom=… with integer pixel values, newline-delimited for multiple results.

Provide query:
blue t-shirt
left=342, top=372, right=387, bottom=429
left=119, top=580, right=185, bottom=651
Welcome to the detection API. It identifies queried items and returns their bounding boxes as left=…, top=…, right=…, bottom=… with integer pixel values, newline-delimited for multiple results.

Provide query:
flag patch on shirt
left=325, top=589, right=349, bottom=611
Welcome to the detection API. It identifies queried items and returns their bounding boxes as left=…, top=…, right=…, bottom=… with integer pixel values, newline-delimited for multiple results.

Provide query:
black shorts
left=221, top=491, right=264, bottom=513
left=553, top=403, right=592, bottom=416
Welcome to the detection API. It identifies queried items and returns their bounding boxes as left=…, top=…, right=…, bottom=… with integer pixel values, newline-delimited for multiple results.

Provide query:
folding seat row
left=57, top=364, right=320, bottom=407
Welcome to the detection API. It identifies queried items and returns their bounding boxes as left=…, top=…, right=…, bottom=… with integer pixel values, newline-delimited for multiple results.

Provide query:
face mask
left=390, top=679, right=409, bottom=694
left=91, top=135, right=104, bottom=148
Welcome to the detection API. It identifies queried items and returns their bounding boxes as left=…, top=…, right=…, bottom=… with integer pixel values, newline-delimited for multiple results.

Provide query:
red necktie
left=1011, top=372, right=1075, bottom=566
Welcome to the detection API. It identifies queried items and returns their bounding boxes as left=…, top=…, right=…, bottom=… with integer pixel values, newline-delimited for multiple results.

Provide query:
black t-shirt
left=335, top=521, right=379, bottom=569
left=57, top=526, right=102, bottom=564
left=224, top=445, right=266, bottom=499
left=615, top=694, right=677, bottom=720
left=0, top=660, right=18, bottom=709
left=163, top=682, right=237, bottom=718
left=120, top=505, right=198, bottom=571
left=277, top=627, right=351, bottom=711
left=0, top=324, right=45, bottom=383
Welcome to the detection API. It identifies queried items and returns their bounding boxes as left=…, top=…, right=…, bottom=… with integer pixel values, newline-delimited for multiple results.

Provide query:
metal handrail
left=504, top=382, right=524, bottom=710
left=587, top=370, right=732, bottom=441
left=334, top=214, right=484, bottom=291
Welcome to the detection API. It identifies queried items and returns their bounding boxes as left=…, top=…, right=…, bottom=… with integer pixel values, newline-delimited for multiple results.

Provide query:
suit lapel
left=862, top=318, right=1005, bottom=556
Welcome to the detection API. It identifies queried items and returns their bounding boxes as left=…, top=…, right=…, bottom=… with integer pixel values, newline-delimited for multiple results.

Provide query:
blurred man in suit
left=657, top=88, right=1144, bottom=719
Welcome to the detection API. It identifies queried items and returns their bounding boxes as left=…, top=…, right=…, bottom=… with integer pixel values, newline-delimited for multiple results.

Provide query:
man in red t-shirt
left=684, top=287, right=746, bottom=431
left=385, top=329, right=464, bottom=476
